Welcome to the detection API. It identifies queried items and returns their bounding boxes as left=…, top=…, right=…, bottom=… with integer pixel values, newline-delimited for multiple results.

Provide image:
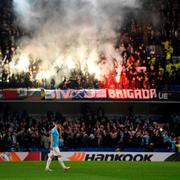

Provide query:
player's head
left=54, top=120, right=61, bottom=129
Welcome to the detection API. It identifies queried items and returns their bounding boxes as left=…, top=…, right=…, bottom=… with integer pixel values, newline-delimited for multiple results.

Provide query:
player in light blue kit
left=45, top=121, right=70, bottom=171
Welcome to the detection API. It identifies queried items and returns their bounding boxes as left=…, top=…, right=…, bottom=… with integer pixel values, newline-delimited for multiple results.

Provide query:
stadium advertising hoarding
left=1, top=152, right=180, bottom=162
left=0, top=88, right=179, bottom=101
left=41, top=152, right=180, bottom=162
left=0, top=152, right=40, bottom=162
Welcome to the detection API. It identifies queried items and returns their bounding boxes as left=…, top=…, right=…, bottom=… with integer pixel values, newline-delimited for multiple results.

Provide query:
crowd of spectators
left=0, top=0, right=180, bottom=90
left=113, top=0, right=180, bottom=90
left=0, top=106, right=180, bottom=152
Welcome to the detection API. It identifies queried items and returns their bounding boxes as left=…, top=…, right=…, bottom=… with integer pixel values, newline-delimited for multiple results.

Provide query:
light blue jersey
left=51, top=127, right=59, bottom=147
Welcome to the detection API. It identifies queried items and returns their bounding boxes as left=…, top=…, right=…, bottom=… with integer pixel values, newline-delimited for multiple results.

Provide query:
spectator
left=0, top=0, right=180, bottom=90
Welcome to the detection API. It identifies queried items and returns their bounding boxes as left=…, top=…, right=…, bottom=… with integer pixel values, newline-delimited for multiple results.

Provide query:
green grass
left=0, top=161, right=180, bottom=180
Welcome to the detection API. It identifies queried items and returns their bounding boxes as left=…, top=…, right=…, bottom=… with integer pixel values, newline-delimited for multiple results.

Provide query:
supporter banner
left=45, top=89, right=179, bottom=100
left=17, top=89, right=28, bottom=99
left=41, top=152, right=179, bottom=162
left=108, top=89, right=171, bottom=100
left=108, top=89, right=155, bottom=100
left=26, top=89, right=43, bottom=100
left=0, top=152, right=40, bottom=162
left=1, top=88, right=180, bottom=100
left=1, top=89, right=43, bottom=100
left=2, top=89, right=18, bottom=100
left=45, top=89, right=107, bottom=100
left=45, top=89, right=56, bottom=100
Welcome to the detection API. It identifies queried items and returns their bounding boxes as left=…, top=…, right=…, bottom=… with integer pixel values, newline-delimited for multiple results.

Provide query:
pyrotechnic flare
left=12, top=0, right=141, bottom=85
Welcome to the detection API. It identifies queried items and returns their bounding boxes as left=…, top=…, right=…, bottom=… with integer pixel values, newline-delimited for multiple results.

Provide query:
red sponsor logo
left=68, top=152, right=86, bottom=161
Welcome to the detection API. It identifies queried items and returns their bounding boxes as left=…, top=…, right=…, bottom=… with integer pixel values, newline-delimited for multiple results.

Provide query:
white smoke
left=12, top=0, right=140, bottom=85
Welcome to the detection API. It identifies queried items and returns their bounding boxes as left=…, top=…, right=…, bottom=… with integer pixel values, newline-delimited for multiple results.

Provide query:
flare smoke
left=13, top=0, right=140, bottom=84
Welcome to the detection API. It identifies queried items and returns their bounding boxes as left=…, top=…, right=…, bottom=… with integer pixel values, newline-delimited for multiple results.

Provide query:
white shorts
left=49, top=147, right=61, bottom=157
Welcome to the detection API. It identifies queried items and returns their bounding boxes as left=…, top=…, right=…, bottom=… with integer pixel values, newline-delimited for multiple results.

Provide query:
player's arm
left=59, top=127, right=62, bottom=139
left=50, top=133, right=53, bottom=150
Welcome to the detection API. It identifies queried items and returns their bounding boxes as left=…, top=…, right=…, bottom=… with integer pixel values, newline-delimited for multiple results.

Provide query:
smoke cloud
left=13, top=0, right=141, bottom=85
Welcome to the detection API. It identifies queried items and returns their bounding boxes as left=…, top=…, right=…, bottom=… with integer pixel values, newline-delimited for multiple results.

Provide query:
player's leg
left=45, top=151, right=54, bottom=171
left=55, top=147, right=70, bottom=170
left=57, top=154, right=70, bottom=170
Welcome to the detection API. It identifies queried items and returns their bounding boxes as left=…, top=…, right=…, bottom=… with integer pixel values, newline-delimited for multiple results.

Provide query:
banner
left=44, top=89, right=179, bottom=100
left=0, top=152, right=40, bottom=162
left=41, top=152, right=180, bottom=162
left=2, top=89, right=18, bottom=100
left=108, top=89, right=157, bottom=100
left=45, top=89, right=107, bottom=100
left=0, top=89, right=43, bottom=100
left=26, top=89, right=43, bottom=100
left=1, top=152, right=179, bottom=162
left=17, top=89, right=28, bottom=98
left=1, top=88, right=180, bottom=101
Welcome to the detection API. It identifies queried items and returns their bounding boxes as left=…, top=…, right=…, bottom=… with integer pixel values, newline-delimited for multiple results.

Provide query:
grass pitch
left=0, top=161, right=180, bottom=180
